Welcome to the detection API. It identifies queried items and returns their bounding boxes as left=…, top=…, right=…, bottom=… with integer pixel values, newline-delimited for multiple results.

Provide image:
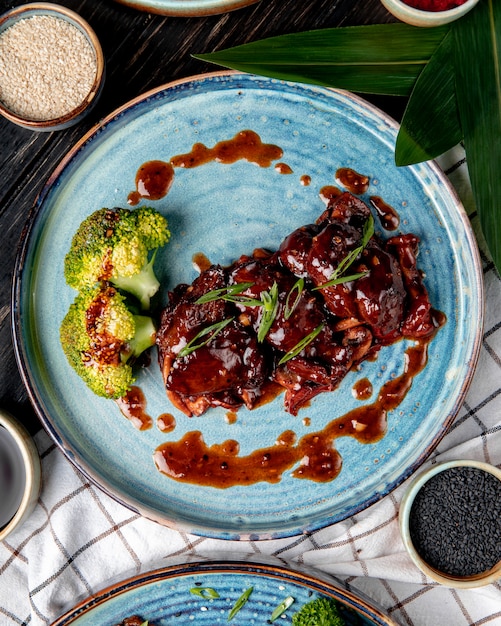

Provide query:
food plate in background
left=13, top=71, right=483, bottom=540
left=51, top=558, right=398, bottom=625
left=112, top=0, right=260, bottom=16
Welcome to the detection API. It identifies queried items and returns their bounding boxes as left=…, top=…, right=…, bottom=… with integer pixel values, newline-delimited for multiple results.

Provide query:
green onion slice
left=270, top=595, right=295, bottom=622
left=257, top=282, right=279, bottom=342
left=284, top=277, right=304, bottom=320
left=315, top=215, right=374, bottom=290
left=228, top=586, right=253, bottom=621
left=177, top=318, right=233, bottom=358
left=318, top=270, right=369, bottom=288
left=278, top=323, right=324, bottom=365
left=223, top=294, right=263, bottom=306
left=189, top=586, right=221, bottom=599
left=195, top=282, right=254, bottom=304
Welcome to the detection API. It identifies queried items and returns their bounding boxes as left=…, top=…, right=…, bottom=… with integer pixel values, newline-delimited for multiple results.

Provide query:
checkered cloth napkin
left=1, top=146, right=500, bottom=626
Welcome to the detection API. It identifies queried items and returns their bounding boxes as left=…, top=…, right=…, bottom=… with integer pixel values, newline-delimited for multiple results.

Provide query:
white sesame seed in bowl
left=0, top=3, right=105, bottom=131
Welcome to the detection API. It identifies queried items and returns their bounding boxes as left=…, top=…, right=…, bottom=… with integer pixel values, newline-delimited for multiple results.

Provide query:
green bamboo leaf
left=194, top=24, right=448, bottom=96
left=396, top=29, right=462, bottom=166
left=453, top=0, right=501, bottom=273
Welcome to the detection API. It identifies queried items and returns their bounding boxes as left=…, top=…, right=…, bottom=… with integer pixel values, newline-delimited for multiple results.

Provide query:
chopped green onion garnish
left=284, top=277, right=304, bottom=320
left=317, top=270, right=369, bottom=288
left=195, top=282, right=254, bottom=304
left=223, top=294, right=263, bottom=306
left=278, top=323, right=324, bottom=365
left=314, top=215, right=374, bottom=290
left=228, top=586, right=253, bottom=621
left=190, top=586, right=220, bottom=599
left=257, top=281, right=279, bottom=342
left=177, top=318, right=233, bottom=358
left=270, top=595, right=295, bottom=621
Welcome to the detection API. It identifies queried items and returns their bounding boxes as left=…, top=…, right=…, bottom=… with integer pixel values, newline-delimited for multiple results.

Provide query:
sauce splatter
left=157, top=413, right=176, bottom=433
left=353, top=377, right=373, bottom=401
left=128, top=160, right=174, bottom=206
left=192, top=252, right=211, bottom=273
left=128, top=130, right=283, bottom=204
left=275, top=162, right=293, bottom=175
left=154, top=335, right=438, bottom=488
left=116, top=386, right=152, bottom=430
left=171, top=129, right=283, bottom=169
left=319, top=185, right=342, bottom=205
left=336, top=167, right=370, bottom=195
left=370, top=196, right=400, bottom=231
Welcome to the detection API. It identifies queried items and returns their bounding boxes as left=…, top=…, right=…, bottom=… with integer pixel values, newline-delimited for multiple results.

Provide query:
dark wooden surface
left=0, top=0, right=401, bottom=435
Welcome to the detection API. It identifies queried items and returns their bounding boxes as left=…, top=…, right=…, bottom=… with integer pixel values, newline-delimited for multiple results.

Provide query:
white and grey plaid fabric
left=1, top=146, right=500, bottom=626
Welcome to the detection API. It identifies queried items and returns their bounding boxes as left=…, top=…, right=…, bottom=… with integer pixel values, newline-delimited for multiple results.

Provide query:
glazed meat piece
left=316, top=190, right=371, bottom=228
left=228, top=253, right=376, bottom=414
left=304, top=220, right=364, bottom=319
left=229, top=253, right=325, bottom=354
left=273, top=323, right=373, bottom=415
left=387, top=233, right=437, bottom=338
left=278, top=223, right=320, bottom=277
left=156, top=265, right=227, bottom=385
left=157, top=192, right=439, bottom=417
left=156, top=264, right=268, bottom=416
left=279, top=192, right=407, bottom=342
left=352, top=239, right=406, bottom=343
left=165, top=318, right=268, bottom=416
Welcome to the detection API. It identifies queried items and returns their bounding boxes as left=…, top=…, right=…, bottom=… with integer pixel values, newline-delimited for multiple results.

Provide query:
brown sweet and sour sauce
left=120, top=129, right=444, bottom=489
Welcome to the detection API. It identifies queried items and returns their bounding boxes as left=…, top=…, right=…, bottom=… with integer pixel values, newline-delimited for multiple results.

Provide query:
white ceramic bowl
left=0, top=410, right=41, bottom=541
left=380, top=0, right=479, bottom=27
left=399, top=459, right=501, bottom=588
left=0, top=3, right=105, bottom=131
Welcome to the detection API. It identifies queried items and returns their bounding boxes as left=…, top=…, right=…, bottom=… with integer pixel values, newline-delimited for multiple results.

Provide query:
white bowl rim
left=0, top=2, right=105, bottom=129
left=0, top=410, right=41, bottom=541
left=382, top=0, right=479, bottom=17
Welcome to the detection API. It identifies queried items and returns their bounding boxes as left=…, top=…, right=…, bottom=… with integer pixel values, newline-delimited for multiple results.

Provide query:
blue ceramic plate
left=13, top=72, right=483, bottom=539
left=112, top=0, right=260, bottom=16
left=51, top=558, right=397, bottom=625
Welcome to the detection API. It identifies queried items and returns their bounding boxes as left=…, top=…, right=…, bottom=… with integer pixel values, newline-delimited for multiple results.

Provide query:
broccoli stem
left=112, top=251, right=160, bottom=310
left=127, top=315, right=156, bottom=358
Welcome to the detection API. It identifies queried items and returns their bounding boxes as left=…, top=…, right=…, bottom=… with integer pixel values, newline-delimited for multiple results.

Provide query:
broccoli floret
left=292, top=597, right=346, bottom=626
left=64, top=206, right=170, bottom=310
left=60, top=284, right=156, bottom=399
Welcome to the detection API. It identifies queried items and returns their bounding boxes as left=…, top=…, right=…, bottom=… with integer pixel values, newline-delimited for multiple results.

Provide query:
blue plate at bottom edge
left=51, top=557, right=398, bottom=625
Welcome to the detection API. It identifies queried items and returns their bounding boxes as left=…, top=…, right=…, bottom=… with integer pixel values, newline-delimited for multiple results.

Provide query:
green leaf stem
left=194, top=24, right=448, bottom=96
left=453, top=0, right=501, bottom=272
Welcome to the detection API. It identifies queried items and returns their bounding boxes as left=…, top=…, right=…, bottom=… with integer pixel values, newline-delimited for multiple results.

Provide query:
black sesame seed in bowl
left=399, top=460, right=501, bottom=588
